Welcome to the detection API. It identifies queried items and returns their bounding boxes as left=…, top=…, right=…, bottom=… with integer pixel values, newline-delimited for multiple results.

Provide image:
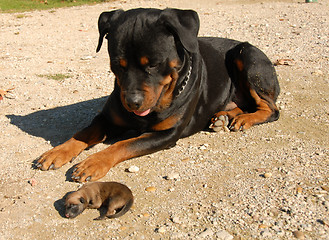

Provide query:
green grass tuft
left=0, top=0, right=113, bottom=13
left=37, top=73, right=72, bottom=82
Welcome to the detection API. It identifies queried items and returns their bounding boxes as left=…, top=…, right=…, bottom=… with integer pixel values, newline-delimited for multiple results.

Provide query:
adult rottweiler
left=36, top=8, right=280, bottom=182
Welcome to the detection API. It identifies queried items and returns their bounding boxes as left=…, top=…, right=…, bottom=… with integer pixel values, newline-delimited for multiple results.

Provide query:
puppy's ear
left=159, top=8, right=200, bottom=53
left=96, top=10, right=124, bottom=53
left=79, top=197, right=85, bottom=204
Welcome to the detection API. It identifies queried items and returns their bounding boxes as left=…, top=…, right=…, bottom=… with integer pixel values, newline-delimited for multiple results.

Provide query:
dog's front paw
left=36, top=139, right=85, bottom=171
left=71, top=154, right=112, bottom=182
left=229, top=114, right=254, bottom=131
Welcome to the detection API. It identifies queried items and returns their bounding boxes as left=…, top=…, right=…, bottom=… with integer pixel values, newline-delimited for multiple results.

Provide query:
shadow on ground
left=6, top=97, right=108, bottom=147
left=54, top=191, right=74, bottom=218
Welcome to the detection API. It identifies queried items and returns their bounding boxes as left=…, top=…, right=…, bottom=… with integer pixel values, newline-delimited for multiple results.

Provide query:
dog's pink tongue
left=133, top=109, right=150, bottom=116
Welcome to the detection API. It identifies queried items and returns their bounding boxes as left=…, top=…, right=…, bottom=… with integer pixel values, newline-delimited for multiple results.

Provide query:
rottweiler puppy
left=65, top=182, right=133, bottom=220
left=37, top=8, right=280, bottom=182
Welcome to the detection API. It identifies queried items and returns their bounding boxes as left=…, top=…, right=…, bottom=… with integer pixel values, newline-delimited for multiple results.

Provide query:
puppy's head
left=96, top=8, right=200, bottom=116
left=64, top=191, right=87, bottom=218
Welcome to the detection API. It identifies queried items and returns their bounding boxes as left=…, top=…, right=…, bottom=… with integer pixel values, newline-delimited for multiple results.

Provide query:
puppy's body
left=65, top=182, right=133, bottom=220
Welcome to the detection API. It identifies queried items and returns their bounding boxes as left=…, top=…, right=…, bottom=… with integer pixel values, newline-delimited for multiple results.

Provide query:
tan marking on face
left=156, top=71, right=178, bottom=111
left=119, top=59, right=127, bottom=68
left=161, top=74, right=173, bottom=86
left=235, top=59, right=244, bottom=72
left=140, top=56, right=149, bottom=66
left=169, top=59, right=180, bottom=68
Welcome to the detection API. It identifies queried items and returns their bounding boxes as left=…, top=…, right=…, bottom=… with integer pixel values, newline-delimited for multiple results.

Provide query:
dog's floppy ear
left=96, top=10, right=124, bottom=53
left=159, top=8, right=200, bottom=53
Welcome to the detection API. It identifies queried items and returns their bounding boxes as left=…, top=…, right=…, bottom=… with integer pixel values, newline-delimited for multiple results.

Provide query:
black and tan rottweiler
left=36, top=8, right=280, bottom=182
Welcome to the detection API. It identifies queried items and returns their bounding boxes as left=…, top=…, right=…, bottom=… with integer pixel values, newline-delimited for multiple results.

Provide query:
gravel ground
left=0, top=0, right=328, bottom=239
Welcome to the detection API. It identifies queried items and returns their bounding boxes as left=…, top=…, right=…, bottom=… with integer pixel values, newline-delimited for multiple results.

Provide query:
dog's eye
left=145, top=64, right=159, bottom=74
left=149, top=64, right=158, bottom=69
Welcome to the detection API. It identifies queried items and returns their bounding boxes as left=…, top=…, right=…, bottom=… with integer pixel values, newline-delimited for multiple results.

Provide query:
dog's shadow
left=7, top=96, right=107, bottom=180
left=6, top=96, right=107, bottom=147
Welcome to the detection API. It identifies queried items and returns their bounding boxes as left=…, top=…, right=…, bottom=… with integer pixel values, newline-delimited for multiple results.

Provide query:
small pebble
left=171, top=216, right=181, bottom=224
left=296, top=186, right=303, bottom=194
left=321, top=185, right=329, bottom=192
left=157, top=226, right=166, bottom=233
left=127, top=165, right=139, bottom=173
left=293, top=230, right=305, bottom=239
left=28, top=178, right=37, bottom=187
left=199, top=144, right=208, bottom=150
left=143, top=213, right=150, bottom=218
left=199, top=228, right=214, bottom=238
left=166, top=172, right=180, bottom=180
left=259, top=224, right=269, bottom=229
left=264, top=172, right=272, bottom=178
left=215, top=230, right=233, bottom=240
left=80, top=56, right=93, bottom=60
left=145, top=186, right=156, bottom=192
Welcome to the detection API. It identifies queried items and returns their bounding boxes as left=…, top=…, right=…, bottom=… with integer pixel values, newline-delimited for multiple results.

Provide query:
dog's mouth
left=133, top=109, right=151, bottom=117
left=65, top=213, right=75, bottom=218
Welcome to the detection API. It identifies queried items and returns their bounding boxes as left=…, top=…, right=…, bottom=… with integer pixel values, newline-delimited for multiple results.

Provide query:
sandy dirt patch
left=0, top=0, right=328, bottom=239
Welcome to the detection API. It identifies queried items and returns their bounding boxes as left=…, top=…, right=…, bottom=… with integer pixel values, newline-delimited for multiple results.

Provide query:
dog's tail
left=108, top=197, right=134, bottom=219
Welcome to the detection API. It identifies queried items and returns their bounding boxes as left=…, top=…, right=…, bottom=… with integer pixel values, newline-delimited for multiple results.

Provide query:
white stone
left=172, top=216, right=181, bottom=224
left=199, top=228, right=214, bottom=238
left=167, top=172, right=180, bottom=180
left=157, top=226, right=166, bottom=233
left=128, top=166, right=139, bottom=173
left=216, top=230, right=233, bottom=240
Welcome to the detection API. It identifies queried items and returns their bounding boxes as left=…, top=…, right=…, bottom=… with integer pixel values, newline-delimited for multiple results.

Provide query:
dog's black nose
left=125, top=93, right=144, bottom=110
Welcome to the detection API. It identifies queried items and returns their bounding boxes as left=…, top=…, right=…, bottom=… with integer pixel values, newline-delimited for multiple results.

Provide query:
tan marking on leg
left=72, top=134, right=152, bottom=182
left=230, top=88, right=274, bottom=130
left=38, top=118, right=106, bottom=170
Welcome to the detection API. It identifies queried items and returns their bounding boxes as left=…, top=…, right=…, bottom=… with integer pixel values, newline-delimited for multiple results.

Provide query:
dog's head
left=96, top=8, right=199, bottom=116
left=64, top=191, right=88, bottom=218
